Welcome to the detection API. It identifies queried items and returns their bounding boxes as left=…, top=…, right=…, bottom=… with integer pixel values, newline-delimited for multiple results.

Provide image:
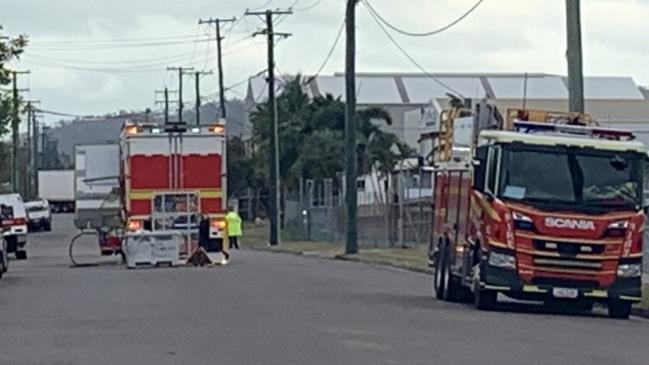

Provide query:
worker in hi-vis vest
left=225, top=207, right=242, bottom=250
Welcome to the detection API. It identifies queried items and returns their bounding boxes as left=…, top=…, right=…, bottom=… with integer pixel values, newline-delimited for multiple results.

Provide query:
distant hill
left=46, top=100, right=251, bottom=159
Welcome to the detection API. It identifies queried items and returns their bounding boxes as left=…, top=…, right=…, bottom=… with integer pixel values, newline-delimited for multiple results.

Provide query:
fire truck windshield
left=498, top=145, right=643, bottom=211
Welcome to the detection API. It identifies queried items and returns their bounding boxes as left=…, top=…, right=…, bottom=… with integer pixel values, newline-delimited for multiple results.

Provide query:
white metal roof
left=584, top=77, right=645, bottom=100
left=480, top=130, right=647, bottom=153
left=315, top=76, right=403, bottom=104
left=401, top=76, right=485, bottom=102
left=247, top=73, right=648, bottom=105
left=488, top=76, right=568, bottom=99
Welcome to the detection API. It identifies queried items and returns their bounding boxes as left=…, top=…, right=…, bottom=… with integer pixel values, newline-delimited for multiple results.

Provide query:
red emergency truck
left=120, top=122, right=228, bottom=254
left=432, top=109, right=646, bottom=319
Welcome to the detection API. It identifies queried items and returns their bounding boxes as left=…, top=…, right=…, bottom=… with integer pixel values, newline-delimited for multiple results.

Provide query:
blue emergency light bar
left=513, top=121, right=635, bottom=141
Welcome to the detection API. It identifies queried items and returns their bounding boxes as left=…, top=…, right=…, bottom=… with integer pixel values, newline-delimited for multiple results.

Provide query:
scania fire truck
left=432, top=108, right=646, bottom=319
left=120, top=122, right=228, bottom=255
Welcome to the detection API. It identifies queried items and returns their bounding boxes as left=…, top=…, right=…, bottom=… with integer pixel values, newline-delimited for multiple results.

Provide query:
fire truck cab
left=432, top=118, right=646, bottom=319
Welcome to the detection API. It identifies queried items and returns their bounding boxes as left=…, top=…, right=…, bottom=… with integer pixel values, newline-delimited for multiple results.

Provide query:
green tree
left=0, top=28, right=28, bottom=137
left=249, top=75, right=413, bottom=192
left=227, top=136, right=254, bottom=197
left=0, top=28, right=28, bottom=184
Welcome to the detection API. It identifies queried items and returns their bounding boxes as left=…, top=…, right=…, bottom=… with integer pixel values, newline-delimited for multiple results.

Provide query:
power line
left=22, top=54, right=192, bottom=73
left=364, top=5, right=465, bottom=97
left=363, top=0, right=486, bottom=37
left=249, top=0, right=274, bottom=11
left=25, top=50, right=197, bottom=65
left=312, top=18, right=345, bottom=79
left=293, top=0, right=324, bottom=11
left=189, top=24, right=202, bottom=68
left=30, top=34, right=206, bottom=45
left=29, top=37, right=216, bottom=52
left=24, top=40, right=262, bottom=75
left=34, top=108, right=85, bottom=118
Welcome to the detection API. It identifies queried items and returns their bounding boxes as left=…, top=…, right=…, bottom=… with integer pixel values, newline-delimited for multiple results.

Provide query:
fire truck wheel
left=15, top=250, right=27, bottom=260
left=473, top=280, right=498, bottom=310
left=608, top=301, right=632, bottom=319
left=433, top=244, right=446, bottom=300
left=441, top=247, right=469, bottom=302
left=1, top=251, right=7, bottom=273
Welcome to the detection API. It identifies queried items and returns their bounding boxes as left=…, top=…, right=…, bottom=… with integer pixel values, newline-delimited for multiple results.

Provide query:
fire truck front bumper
left=481, top=262, right=642, bottom=304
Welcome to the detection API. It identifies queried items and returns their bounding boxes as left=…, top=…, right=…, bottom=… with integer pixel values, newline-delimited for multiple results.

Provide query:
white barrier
left=123, top=231, right=183, bottom=268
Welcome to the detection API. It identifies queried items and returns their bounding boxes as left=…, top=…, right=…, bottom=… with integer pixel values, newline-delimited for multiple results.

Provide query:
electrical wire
left=30, top=34, right=205, bottom=45
left=201, top=69, right=267, bottom=100
left=29, top=37, right=215, bottom=52
left=25, top=52, right=189, bottom=71
left=293, top=0, right=324, bottom=11
left=202, top=34, right=212, bottom=70
left=25, top=50, right=197, bottom=65
left=364, top=4, right=465, bottom=97
left=34, top=108, right=85, bottom=118
left=189, top=24, right=202, bottom=68
left=311, top=18, right=345, bottom=79
left=249, top=0, right=274, bottom=11
left=22, top=56, right=175, bottom=73
left=363, top=0, right=485, bottom=37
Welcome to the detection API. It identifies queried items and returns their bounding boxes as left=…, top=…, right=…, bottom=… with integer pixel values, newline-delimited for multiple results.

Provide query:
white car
left=25, top=199, right=52, bottom=232
left=0, top=194, right=28, bottom=260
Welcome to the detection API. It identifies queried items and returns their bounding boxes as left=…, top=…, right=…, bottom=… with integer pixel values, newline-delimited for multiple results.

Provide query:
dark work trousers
left=229, top=236, right=240, bottom=249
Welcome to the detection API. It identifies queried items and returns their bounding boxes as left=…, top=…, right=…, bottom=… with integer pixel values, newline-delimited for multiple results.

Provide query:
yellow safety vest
left=226, top=212, right=242, bottom=237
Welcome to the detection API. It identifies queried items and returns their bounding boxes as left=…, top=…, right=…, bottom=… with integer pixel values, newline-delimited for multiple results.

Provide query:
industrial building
left=246, top=72, right=649, bottom=147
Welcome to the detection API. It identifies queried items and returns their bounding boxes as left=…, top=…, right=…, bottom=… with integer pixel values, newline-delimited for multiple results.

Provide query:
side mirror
left=473, top=146, right=488, bottom=192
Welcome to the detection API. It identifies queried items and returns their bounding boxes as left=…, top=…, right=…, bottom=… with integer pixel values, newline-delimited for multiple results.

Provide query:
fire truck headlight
left=488, top=251, right=516, bottom=269
left=607, top=220, right=629, bottom=237
left=608, top=220, right=629, bottom=229
left=512, top=211, right=534, bottom=231
left=617, top=263, right=641, bottom=278
left=127, top=220, right=143, bottom=231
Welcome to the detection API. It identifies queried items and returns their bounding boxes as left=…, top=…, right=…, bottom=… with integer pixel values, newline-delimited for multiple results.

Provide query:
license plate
left=552, top=287, right=579, bottom=299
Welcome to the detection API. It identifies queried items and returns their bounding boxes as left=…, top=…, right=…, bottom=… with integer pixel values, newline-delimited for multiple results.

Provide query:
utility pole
left=33, top=114, right=39, bottom=197
left=345, top=0, right=359, bottom=254
left=155, top=88, right=179, bottom=124
left=566, top=0, right=585, bottom=113
left=41, top=126, right=49, bottom=170
left=167, top=67, right=194, bottom=124
left=11, top=70, right=29, bottom=195
left=199, top=17, right=235, bottom=119
left=25, top=100, right=40, bottom=200
left=246, top=9, right=292, bottom=246
left=194, top=70, right=213, bottom=126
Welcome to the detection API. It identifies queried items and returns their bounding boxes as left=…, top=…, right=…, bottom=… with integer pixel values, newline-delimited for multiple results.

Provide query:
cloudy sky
left=2, top=0, right=648, bottom=124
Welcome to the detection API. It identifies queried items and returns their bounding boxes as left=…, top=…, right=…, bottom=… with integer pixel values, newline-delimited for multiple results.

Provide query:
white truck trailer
left=38, top=170, right=75, bottom=213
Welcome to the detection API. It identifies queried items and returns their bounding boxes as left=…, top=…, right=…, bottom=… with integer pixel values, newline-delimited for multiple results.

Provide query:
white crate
left=124, top=231, right=183, bottom=268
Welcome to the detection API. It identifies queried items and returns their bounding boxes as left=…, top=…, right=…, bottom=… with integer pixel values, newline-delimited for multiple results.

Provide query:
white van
left=25, top=199, right=52, bottom=231
left=0, top=194, right=28, bottom=260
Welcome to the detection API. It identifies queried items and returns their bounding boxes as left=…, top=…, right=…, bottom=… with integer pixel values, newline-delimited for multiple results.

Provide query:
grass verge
left=338, top=247, right=430, bottom=273
left=241, top=223, right=429, bottom=272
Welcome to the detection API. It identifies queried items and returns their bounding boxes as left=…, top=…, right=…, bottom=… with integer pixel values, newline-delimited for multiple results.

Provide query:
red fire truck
left=120, top=122, right=228, bottom=255
left=432, top=109, right=646, bottom=319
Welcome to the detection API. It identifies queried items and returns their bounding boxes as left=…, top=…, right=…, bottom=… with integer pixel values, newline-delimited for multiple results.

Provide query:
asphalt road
left=1, top=215, right=648, bottom=365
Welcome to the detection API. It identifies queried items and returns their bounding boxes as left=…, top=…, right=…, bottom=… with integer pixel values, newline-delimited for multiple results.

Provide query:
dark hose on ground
left=68, top=230, right=101, bottom=267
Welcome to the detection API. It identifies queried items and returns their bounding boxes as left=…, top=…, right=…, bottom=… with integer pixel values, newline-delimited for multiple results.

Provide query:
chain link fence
left=284, top=174, right=431, bottom=249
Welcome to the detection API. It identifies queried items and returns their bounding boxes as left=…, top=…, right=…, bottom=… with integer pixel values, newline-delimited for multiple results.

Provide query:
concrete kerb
left=335, top=254, right=433, bottom=275
left=245, top=245, right=432, bottom=274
